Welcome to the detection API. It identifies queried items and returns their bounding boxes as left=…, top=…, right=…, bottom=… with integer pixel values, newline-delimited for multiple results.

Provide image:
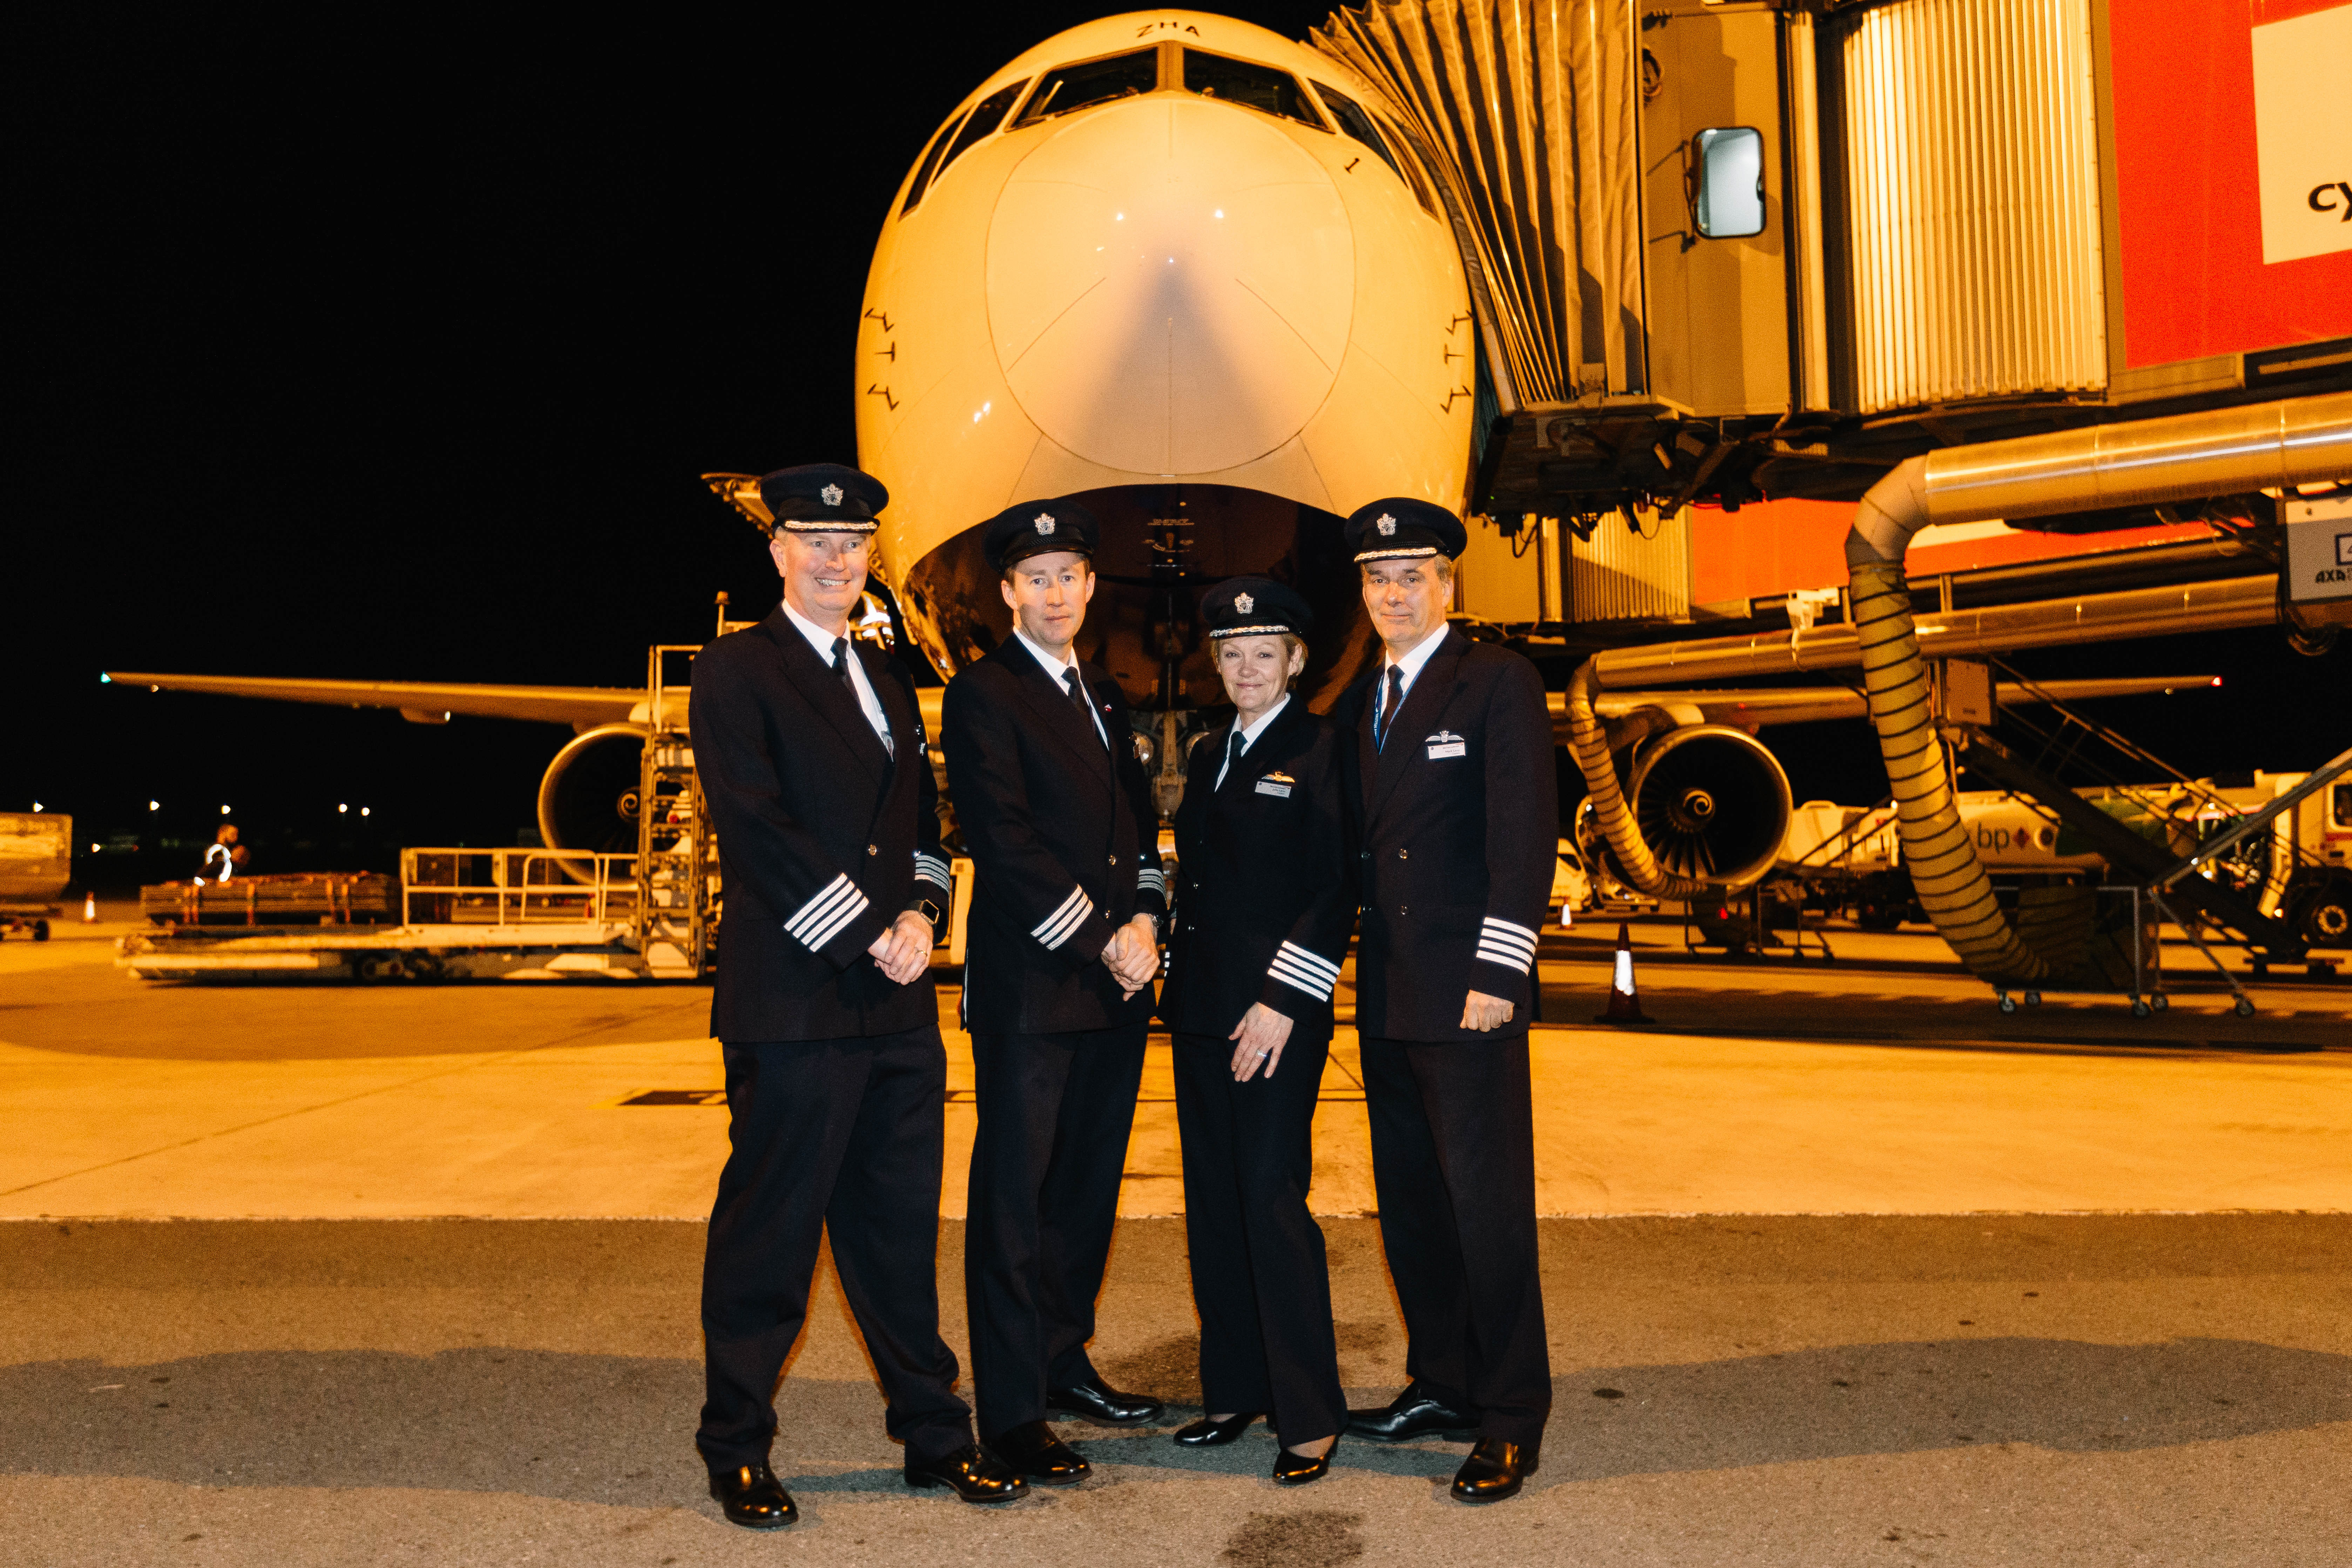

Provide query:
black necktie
left=1062, top=667, right=1101, bottom=745
left=1222, top=726, right=1245, bottom=787
left=1375, top=666, right=1404, bottom=752
left=835, top=636, right=892, bottom=756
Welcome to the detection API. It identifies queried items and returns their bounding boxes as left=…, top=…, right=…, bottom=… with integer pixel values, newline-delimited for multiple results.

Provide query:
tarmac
left=2, top=906, right=2348, bottom=1564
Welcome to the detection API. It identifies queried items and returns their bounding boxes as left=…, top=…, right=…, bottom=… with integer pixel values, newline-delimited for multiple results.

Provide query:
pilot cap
left=984, top=498, right=1101, bottom=572
left=1202, top=576, right=1313, bottom=640
left=759, top=463, right=886, bottom=533
left=1344, top=497, right=1466, bottom=563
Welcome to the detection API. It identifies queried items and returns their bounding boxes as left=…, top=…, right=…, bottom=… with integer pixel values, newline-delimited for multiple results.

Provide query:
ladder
left=635, top=644, right=717, bottom=976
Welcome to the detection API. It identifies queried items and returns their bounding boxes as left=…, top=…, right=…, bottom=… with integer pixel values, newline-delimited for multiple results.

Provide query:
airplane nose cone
left=987, top=97, right=1353, bottom=475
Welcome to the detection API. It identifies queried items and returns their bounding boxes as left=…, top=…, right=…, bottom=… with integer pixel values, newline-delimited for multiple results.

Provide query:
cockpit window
left=1183, top=50, right=1324, bottom=129
left=1014, top=50, right=1161, bottom=126
left=938, top=81, right=1027, bottom=174
left=1314, top=84, right=1401, bottom=178
left=1313, top=83, right=1435, bottom=214
left=1379, top=114, right=1440, bottom=215
left=900, top=107, right=967, bottom=215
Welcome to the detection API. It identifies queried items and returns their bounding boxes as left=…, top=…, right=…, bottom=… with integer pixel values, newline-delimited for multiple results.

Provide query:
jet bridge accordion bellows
left=1312, top=0, right=1643, bottom=408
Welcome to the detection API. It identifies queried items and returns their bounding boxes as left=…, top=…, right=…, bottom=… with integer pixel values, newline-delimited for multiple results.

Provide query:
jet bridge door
left=1637, top=1, right=1790, bottom=418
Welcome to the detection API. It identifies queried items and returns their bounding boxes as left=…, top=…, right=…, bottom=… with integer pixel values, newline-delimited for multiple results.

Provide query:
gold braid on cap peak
left=1208, top=622, right=1296, bottom=638
left=1352, top=545, right=1442, bottom=561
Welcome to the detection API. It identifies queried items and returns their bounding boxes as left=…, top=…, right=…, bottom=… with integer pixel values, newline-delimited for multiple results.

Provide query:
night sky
left=15, top=6, right=2339, bottom=889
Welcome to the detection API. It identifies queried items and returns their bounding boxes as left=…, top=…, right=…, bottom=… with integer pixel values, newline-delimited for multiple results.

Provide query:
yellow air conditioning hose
left=1846, top=458, right=2048, bottom=985
left=1562, top=658, right=1716, bottom=901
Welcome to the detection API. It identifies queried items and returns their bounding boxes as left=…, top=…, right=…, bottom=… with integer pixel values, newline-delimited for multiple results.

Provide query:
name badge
left=1255, top=771, right=1294, bottom=798
left=1426, top=730, right=1466, bottom=760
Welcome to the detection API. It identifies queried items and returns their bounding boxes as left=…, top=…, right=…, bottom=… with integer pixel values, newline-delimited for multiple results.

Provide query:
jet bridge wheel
left=2131, top=997, right=2152, bottom=1018
left=1997, top=992, right=2016, bottom=1014
left=2150, top=993, right=2168, bottom=1013
left=2234, top=996, right=2256, bottom=1017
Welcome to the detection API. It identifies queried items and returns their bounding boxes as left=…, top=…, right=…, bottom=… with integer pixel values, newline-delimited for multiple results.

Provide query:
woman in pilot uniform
left=1158, top=577, right=1356, bottom=1485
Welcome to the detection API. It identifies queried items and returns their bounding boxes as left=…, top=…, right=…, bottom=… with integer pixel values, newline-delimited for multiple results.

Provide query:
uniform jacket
left=691, top=608, right=952, bottom=1043
left=942, top=637, right=1168, bottom=1035
left=1336, top=627, right=1557, bottom=1041
left=1158, top=698, right=1355, bottom=1037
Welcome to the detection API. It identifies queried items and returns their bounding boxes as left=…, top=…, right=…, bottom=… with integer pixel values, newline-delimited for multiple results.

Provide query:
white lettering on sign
left=2252, top=5, right=2352, bottom=265
left=2285, top=495, right=2352, bottom=604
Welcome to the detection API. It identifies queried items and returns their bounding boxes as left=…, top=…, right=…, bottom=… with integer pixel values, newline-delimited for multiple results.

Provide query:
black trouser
left=1172, top=1026, right=1345, bottom=1445
left=1360, top=1032, right=1551, bottom=1446
left=964, top=1022, right=1148, bottom=1439
left=697, top=1025, right=972, bottom=1472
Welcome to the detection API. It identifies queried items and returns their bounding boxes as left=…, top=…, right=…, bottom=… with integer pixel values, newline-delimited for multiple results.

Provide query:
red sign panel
left=2109, top=0, right=2352, bottom=368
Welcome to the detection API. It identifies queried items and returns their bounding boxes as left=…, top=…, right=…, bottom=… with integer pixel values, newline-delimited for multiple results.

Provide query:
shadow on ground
left=5, top=1335, right=2345, bottom=1505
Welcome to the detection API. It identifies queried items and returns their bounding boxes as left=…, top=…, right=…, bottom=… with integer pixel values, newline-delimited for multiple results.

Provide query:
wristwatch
left=907, top=897, right=945, bottom=927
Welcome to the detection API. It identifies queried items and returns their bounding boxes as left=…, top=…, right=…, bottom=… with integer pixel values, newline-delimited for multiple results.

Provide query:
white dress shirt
left=1013, top=626, right=1109, bottom=746
left=1374, top=623, right=1448, bottom=745
left=1214, top=692, right=1290, bottom=789
left=783, top=598, right=892, bottom=755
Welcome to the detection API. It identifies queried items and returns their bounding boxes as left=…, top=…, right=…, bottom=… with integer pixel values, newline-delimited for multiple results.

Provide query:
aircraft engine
left=536, top=723, right=648, bottom=854
left=1625, top=725, right=1793, bottom=888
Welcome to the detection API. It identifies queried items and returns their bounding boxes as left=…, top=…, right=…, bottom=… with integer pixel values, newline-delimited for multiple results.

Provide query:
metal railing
left=1986, top=658, right=2328, bottom=912
left=400, top=849, right=640, bottom=927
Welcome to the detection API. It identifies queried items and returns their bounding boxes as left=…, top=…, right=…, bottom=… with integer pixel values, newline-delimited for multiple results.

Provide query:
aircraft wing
left=1553, top=675, right=2218, bottom=734
left=103, top=672, right=647, bottom=730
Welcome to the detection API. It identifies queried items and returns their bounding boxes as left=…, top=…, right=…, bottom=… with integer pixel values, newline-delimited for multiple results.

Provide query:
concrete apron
left=3, top=1215, right=2348, bottom=1567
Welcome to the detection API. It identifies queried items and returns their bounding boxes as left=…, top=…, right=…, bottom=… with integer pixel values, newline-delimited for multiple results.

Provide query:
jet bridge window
left=1183, top=50, right=1323, bottom=128
left=1014, top=50, right=1161, bottom=126
left=1690, top=126, right=1765, bottom=239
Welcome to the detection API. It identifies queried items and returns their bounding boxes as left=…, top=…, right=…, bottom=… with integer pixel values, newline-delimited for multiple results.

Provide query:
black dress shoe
left=1451, top=1438, right=1539, bottom=1502
left=707, top=1461, right=797, bottom=1528
left=1271, top=1444, right=1333, bottom=1486
left=1172, top=1412, right=1263, bottom=1446
left=905, top=1442, right=1027, bottom=1503
left=989, top=1419, right=1090, bottom=1486
left=1047, top=1378, right=1164, bottom=1426
left=1346, top=1381, right=1479, bottom=1442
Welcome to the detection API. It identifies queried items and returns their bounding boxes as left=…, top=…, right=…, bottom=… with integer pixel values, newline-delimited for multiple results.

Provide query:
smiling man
left=941, top=497, right=1171, bottom=1486
left=1334, top=497, right=1559, bottom=1502
left=688, top=463, right=1020, bottom=1527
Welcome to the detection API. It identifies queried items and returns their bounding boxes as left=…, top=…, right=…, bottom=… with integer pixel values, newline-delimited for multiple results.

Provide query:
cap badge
left=1034, top=513, right=1057, bottom=535
left=819, top=483, right=844, bottom=507
left=1376, top=514, right=1397, bottom=536
left=1234, top=592, right=1254, bottom=614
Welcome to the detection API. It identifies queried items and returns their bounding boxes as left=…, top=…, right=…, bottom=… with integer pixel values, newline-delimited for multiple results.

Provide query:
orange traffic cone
left=82, top=892, right=98, bottom=922
left=1594, top=922, right=1650, bottom=1023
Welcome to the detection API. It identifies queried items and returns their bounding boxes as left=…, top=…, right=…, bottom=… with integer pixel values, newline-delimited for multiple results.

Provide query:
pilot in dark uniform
left=1332, top=499, right=1559, bottom=1502
left=941, top=498, right=1170, bottom=1485
left=1157, top=577, right=1355, bottom=1486
left=689, top=464, right=1023, bottom=1528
